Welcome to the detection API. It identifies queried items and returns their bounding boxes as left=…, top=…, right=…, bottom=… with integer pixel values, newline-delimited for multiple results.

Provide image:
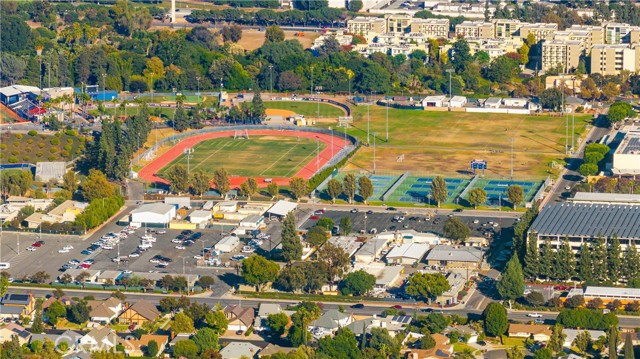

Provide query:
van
left=369, top=228, right=377, bottom=234
left=0, top=263, right=9, bottom=269
left=264, top=178, right=273, bottom=183
left=332, top=225, right=340, bottom=235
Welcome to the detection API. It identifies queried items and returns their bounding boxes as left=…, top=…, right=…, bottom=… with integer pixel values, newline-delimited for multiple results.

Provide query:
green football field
left=266, top=101, right=345, bottom=117
left=159, top=135, right=326, bottom=178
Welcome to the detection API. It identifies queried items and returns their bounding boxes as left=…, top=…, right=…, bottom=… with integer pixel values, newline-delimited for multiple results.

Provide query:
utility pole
left=446, top=69, right=454, bottom=108
left=572, top=110, right=575, bottom=153
left=196, top=76, right=201, bottom=104
left=510, top=137, right=514, bottom=180
left=373, top=133, right=377, bottom=174
left=329, top=127, right=334, bottom=158
left=269, top=64, right=274, bottom=99
left=367, top=99, right=371, bottom=144
left=386, top=97, right=389, bottom=143
left=310, top=66, right=314, bottom=99
left=102, top=73, right=106, bottom=102
left=316, top=138, right=320, bottom=172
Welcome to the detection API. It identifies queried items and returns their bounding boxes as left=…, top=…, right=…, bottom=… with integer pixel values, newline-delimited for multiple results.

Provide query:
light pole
left=329, top=127, right=334, bottom=158
left=310, top=66, right=314, bottom=99
left=386, top=96, right=389, bottom=143
left=184, top=148, right=193, bottom=175
left=102, top=73, right=106, bottom=102
left=316, top=137, right=320, bottom=172
left=373, top=132, right=377, bottom=174
left=316, top=89, right=320, bottom=120
left=219, top=78, right=224, bottom=108
left=196, top=76, right=201, bottom=104
left=571, top=110, right=575, bottom=153
left=367, top=98, right=371, bottom=144
left=510, top=137, right=514, bottom=180
left=446, top=69, right=454, bottom=108
left=269, top=64, right=274, bottom=99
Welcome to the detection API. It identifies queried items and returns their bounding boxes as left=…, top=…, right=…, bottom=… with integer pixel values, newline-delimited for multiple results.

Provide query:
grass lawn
left=54, top=318, right=84, bottom=330
left=0, top=132, right=84, bottom=164
left=136, top=95, right=218, bottom=107
left=265, top=101, right=345, bottom=117
left=322, top=105, right=591, bottom=178
left=453, top=343, right=476, bottom=353
left=158, top=135, right=325, bottom=178
left=500, top=337, right=526, bottom=347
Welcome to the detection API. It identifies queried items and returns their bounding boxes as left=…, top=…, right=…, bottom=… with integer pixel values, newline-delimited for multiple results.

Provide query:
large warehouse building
left=529, top=203, right=640, bottom=251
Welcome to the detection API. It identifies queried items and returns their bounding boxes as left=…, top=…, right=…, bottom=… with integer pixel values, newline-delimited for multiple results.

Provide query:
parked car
left=527, top=313, right=543, bottom=318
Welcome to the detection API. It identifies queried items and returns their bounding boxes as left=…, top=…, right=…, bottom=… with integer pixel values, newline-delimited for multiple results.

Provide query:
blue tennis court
left=385, top=176, right=470, bottom=204
left=317, top=173, right=399, bottom=201
left=469, top=179, right=544, bottom=206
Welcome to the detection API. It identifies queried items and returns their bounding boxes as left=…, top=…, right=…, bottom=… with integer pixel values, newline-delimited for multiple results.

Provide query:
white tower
left=171, top=0, right=176, bottom=23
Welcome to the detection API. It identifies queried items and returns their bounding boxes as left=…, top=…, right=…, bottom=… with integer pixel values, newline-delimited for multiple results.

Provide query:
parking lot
left=300, top=209, right=517, bottom=240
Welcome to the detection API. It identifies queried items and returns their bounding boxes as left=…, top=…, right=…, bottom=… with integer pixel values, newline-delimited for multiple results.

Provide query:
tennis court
left=469, top=179, right=544, bottom=205
left=317, top=173, right=399, bottom=201
left=385, top=176, right=470, bottom=204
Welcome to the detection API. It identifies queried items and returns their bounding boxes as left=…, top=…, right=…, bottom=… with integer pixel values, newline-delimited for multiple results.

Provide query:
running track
left=138, top=129, right=347, bottom=188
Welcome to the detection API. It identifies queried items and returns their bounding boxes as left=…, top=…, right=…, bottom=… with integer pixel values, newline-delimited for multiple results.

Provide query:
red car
left=554, top=285, right=569, bottom=291
left=392, top=305, right=403, bottom=309
left=31, top=242, right=42, bottom=247
left=80, top=263, right=92, bottom=269
left=310, top=215, right=319, bottom=220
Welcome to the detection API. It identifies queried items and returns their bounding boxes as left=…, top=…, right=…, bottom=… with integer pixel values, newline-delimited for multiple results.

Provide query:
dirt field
left=329, top=105, right=592, bottom=179
left=235, top=29, right=318, bottom=50
left=266, top=109, right=296, bottom=117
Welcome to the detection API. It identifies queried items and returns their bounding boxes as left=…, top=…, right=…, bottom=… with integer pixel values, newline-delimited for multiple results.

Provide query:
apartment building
left=520, top=23, right=558, bottom=41
left=605, top=22, right=631, bottom=44
left=455, top=21, right=494, bottom=38
left=493, top=19, right=522, bottom=39
left=385, top=14, right=412, bottom=34
left=567, top=25, right=605, bottom=48
left=347, top=17, right=386, bottom=36
left=466, top=37, right=524, bottom=59
left=590, top=44, right=638, bottom=75
left=410, top=18, right=449, bottom=38
left=541, top=40, right=581, bottom=72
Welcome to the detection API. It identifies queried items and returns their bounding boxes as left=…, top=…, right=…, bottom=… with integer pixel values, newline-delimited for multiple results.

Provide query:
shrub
left=38, top=143, right=45, bottom=149
left=63, top=145, right=72, bottom=151
left=13, top=141, right=19, bottom=147
left=0, top=144, right=6, bottom=150
left=55, top=132, right=62, bottom=137
left=61, top=150, right=69, bottom=157
left=22, top=156, right=30, bottom=162
left=65, top=129, right=77, bottom=136
left=8, top=156, right=18, bottom=163
left=28, top=130, right=37, bottom=136
left=27, top=139, right=33, bottom=144
left=48, top=156, right=57, bottom=161
left=15, top=133, right=22, bottom=139
left=35, top=151, right=43, bottom=157
left=50, top=138, right=60, bottom=145
left=11, top=150, right=19, bottom=155
left=66, top=138, right=73, bottom=144
left=50, top=147, right=58, bottom=153
left=0, top=153, right=4, bottom=158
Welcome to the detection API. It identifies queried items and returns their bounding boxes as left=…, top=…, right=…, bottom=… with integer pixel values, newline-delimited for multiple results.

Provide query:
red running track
left=138, top=129, right=347, bottom=188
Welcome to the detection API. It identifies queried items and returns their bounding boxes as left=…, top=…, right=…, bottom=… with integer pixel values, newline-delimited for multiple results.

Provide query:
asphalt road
left=7, top=287, right=640, bottom=328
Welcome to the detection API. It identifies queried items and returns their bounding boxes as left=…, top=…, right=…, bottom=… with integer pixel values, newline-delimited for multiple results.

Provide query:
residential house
left=385, top=243, right=430, bottom=265
left=24, top=200, right=88, bottom=228
left=0, top=323, right=31, bottom=345
left=444, top=325, right=478, bottom=344
left=0, top=293, right=35, bottom=319
left=404, top=333, right=453, bottom=358
left=42, top=296, right=74, bottom=312
left=79, top=327, right=121, bottom=352
left=88, top=297, right=124, bottom=323
left=347, top=315, right=412, bottom=338
left=563, top=329, right=605, bottom=348
left=220, top=341, right=262, bottom=359
left=124, top=334, right=169, bottom=357
left=258, top=344, right=297, bottom=358
left=425, top=245, right=483, bottom=270
left=224, top=305, right=255, bottom=332
left=168, top=333, right=191, bottom=349
left=308, top=309, right=355, bottom=336
left=118, top=300, right=161, bottom=328
left=508, top=324, right=552, bottom=342
left=253, top=303, right=294, bottom=332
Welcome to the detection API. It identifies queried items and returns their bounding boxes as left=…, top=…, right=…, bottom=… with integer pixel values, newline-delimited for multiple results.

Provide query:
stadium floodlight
left=445, top=69, right=454, bottom=107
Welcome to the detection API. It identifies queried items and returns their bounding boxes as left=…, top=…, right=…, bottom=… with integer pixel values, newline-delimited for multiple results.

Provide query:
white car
left=175, top=245, right=186, bottom=250
left=527, top=313, right=543, bottom=318
left=58, top=248, right=70, bottom=253
left=122, top=270, right=133, bottom=274
left=26, top=246, right=37, bottom=251
left=171, top=238, right=183, bottom=243
left=63, top=245, right=74, bottom=250
left=194, top=255, right=203, bottom=259
left=156, top=230, right=167, bottom=234
left=129, top=253, right=140, bottom=258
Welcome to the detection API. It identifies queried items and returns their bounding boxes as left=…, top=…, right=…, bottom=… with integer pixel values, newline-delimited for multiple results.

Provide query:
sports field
left=266, top=101, right=345, bottom=117
left=331, top=106, right=591, bottom=178
left=158, top=135, right=326, bottom=178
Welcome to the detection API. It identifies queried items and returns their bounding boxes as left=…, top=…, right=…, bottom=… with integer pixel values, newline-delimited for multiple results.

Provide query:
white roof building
left=189, top=210, right=211, bottom=224
left=266, top=200, right=298, bottom=218
left=563, top=329, right=606, bottom=348
left=422, top=95, right=447, bottom=108
left=385, top=243, right=430, bottom=265
left=35, top=162, right=67, bottom=182
left=130, top=203, right=176, bottom=225
left=219, top=341, right=261, bottom=359
left=215, top=236, right=240, bottom=253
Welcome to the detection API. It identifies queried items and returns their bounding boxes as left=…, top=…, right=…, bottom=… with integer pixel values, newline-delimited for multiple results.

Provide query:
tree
left=306, top=226, right=328, bottom=247
left=443, top=217, right=470, bottom=243
left=602, top=82, right=620, bottom=101
left=289, top=177, right=308, bottom=201
left=265, top=25, right=285, bottom=43
left=609, top=236, right=622, bottom=283
left=609, top=326, right=619, bottom=359
left=340, top=216, right=352, bottom=235
left=241, top=255, right=280, bottom=291
left=266, top=312, right=289, bottom=338
left=267, top=182, right=279, bottom=200
left=579, top=163, right=599, bottom=176
left=81, top=169, right=116, bottom=201
left=608, top=102, right=634, bottom=124
left=593, top=237, right=609, bottom=283
left=467, top=188, right=487, bottom=208
left=205, top=307, right=228, bottom=335
left=197, top=276, right=215, bottom=289
left=534, top=348, right=553, bottom=359
left=497, top=255, right=525, bottom=306
left=483, top=302, right=508, bottom=337
left=348, top=0, right=363, bottom=11
left=62, top=171, right=79, bottom=194
left=30, top=271, right=50, bottom=284
left=146, top=340, right=159, bottom=357
left=221, top=25, right=242, bottom=43
left=518, top=44, right=530, bottom=65
left=506, top=185, right=524, bottom=210
left=574, top=330, right=592, bottom=354
left=342, top=174, right=357, bottom=203
left=581, top=78, right=599, bottom=100
left=166, top=165, right=190, bottom=195
left=555, top=238, right=576, bottom=281
left=405, top=272, right=451, bottom=302
left=171, top=312, right=195, bottom=333
left=327, top=179, right=342, bottom=203
left=31, top=306, right=44, bottom=334
left=281, top=212, right=302, bottom=262
left=358, top=176, right=374, bottom=204
left=0, top=277, right=8, bottom=298
left=547, top=324, right=566, bottom=354
left=507, top=346, right=524, bottom=359
left=525, top=291, right=546, bottom=306
left=46, top=300, right=67, bottom=326
left=624, top=331, right=634, bottom=359
left=193, top=328, right=220, bottom=354
left=451, top=39, right=471, bottom=73
left=539, top=88, right=563, bottom=111
left=339, top=270, right=375, bottom=296
left=430, top=176, right=448, bottom=207
left=190, top=170, right=211, bottom=199
left=67, top=301, right=90, bottom=324
left=212, top=168, right=230, bottom=196
left=420, top=334, right=436, bottom=349
left=173, top=339, right=199, bottom=359
left=523, top=235, right=540, bottom=280
left=317, top=328, right=362, bottom=359
left=316, top=242, right=350, bottom=290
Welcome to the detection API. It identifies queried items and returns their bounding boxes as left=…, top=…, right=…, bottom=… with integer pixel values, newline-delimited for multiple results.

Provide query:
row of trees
left=326, top=174, right=373, bottom=203
left=578, top=143, right=610, bottom=177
